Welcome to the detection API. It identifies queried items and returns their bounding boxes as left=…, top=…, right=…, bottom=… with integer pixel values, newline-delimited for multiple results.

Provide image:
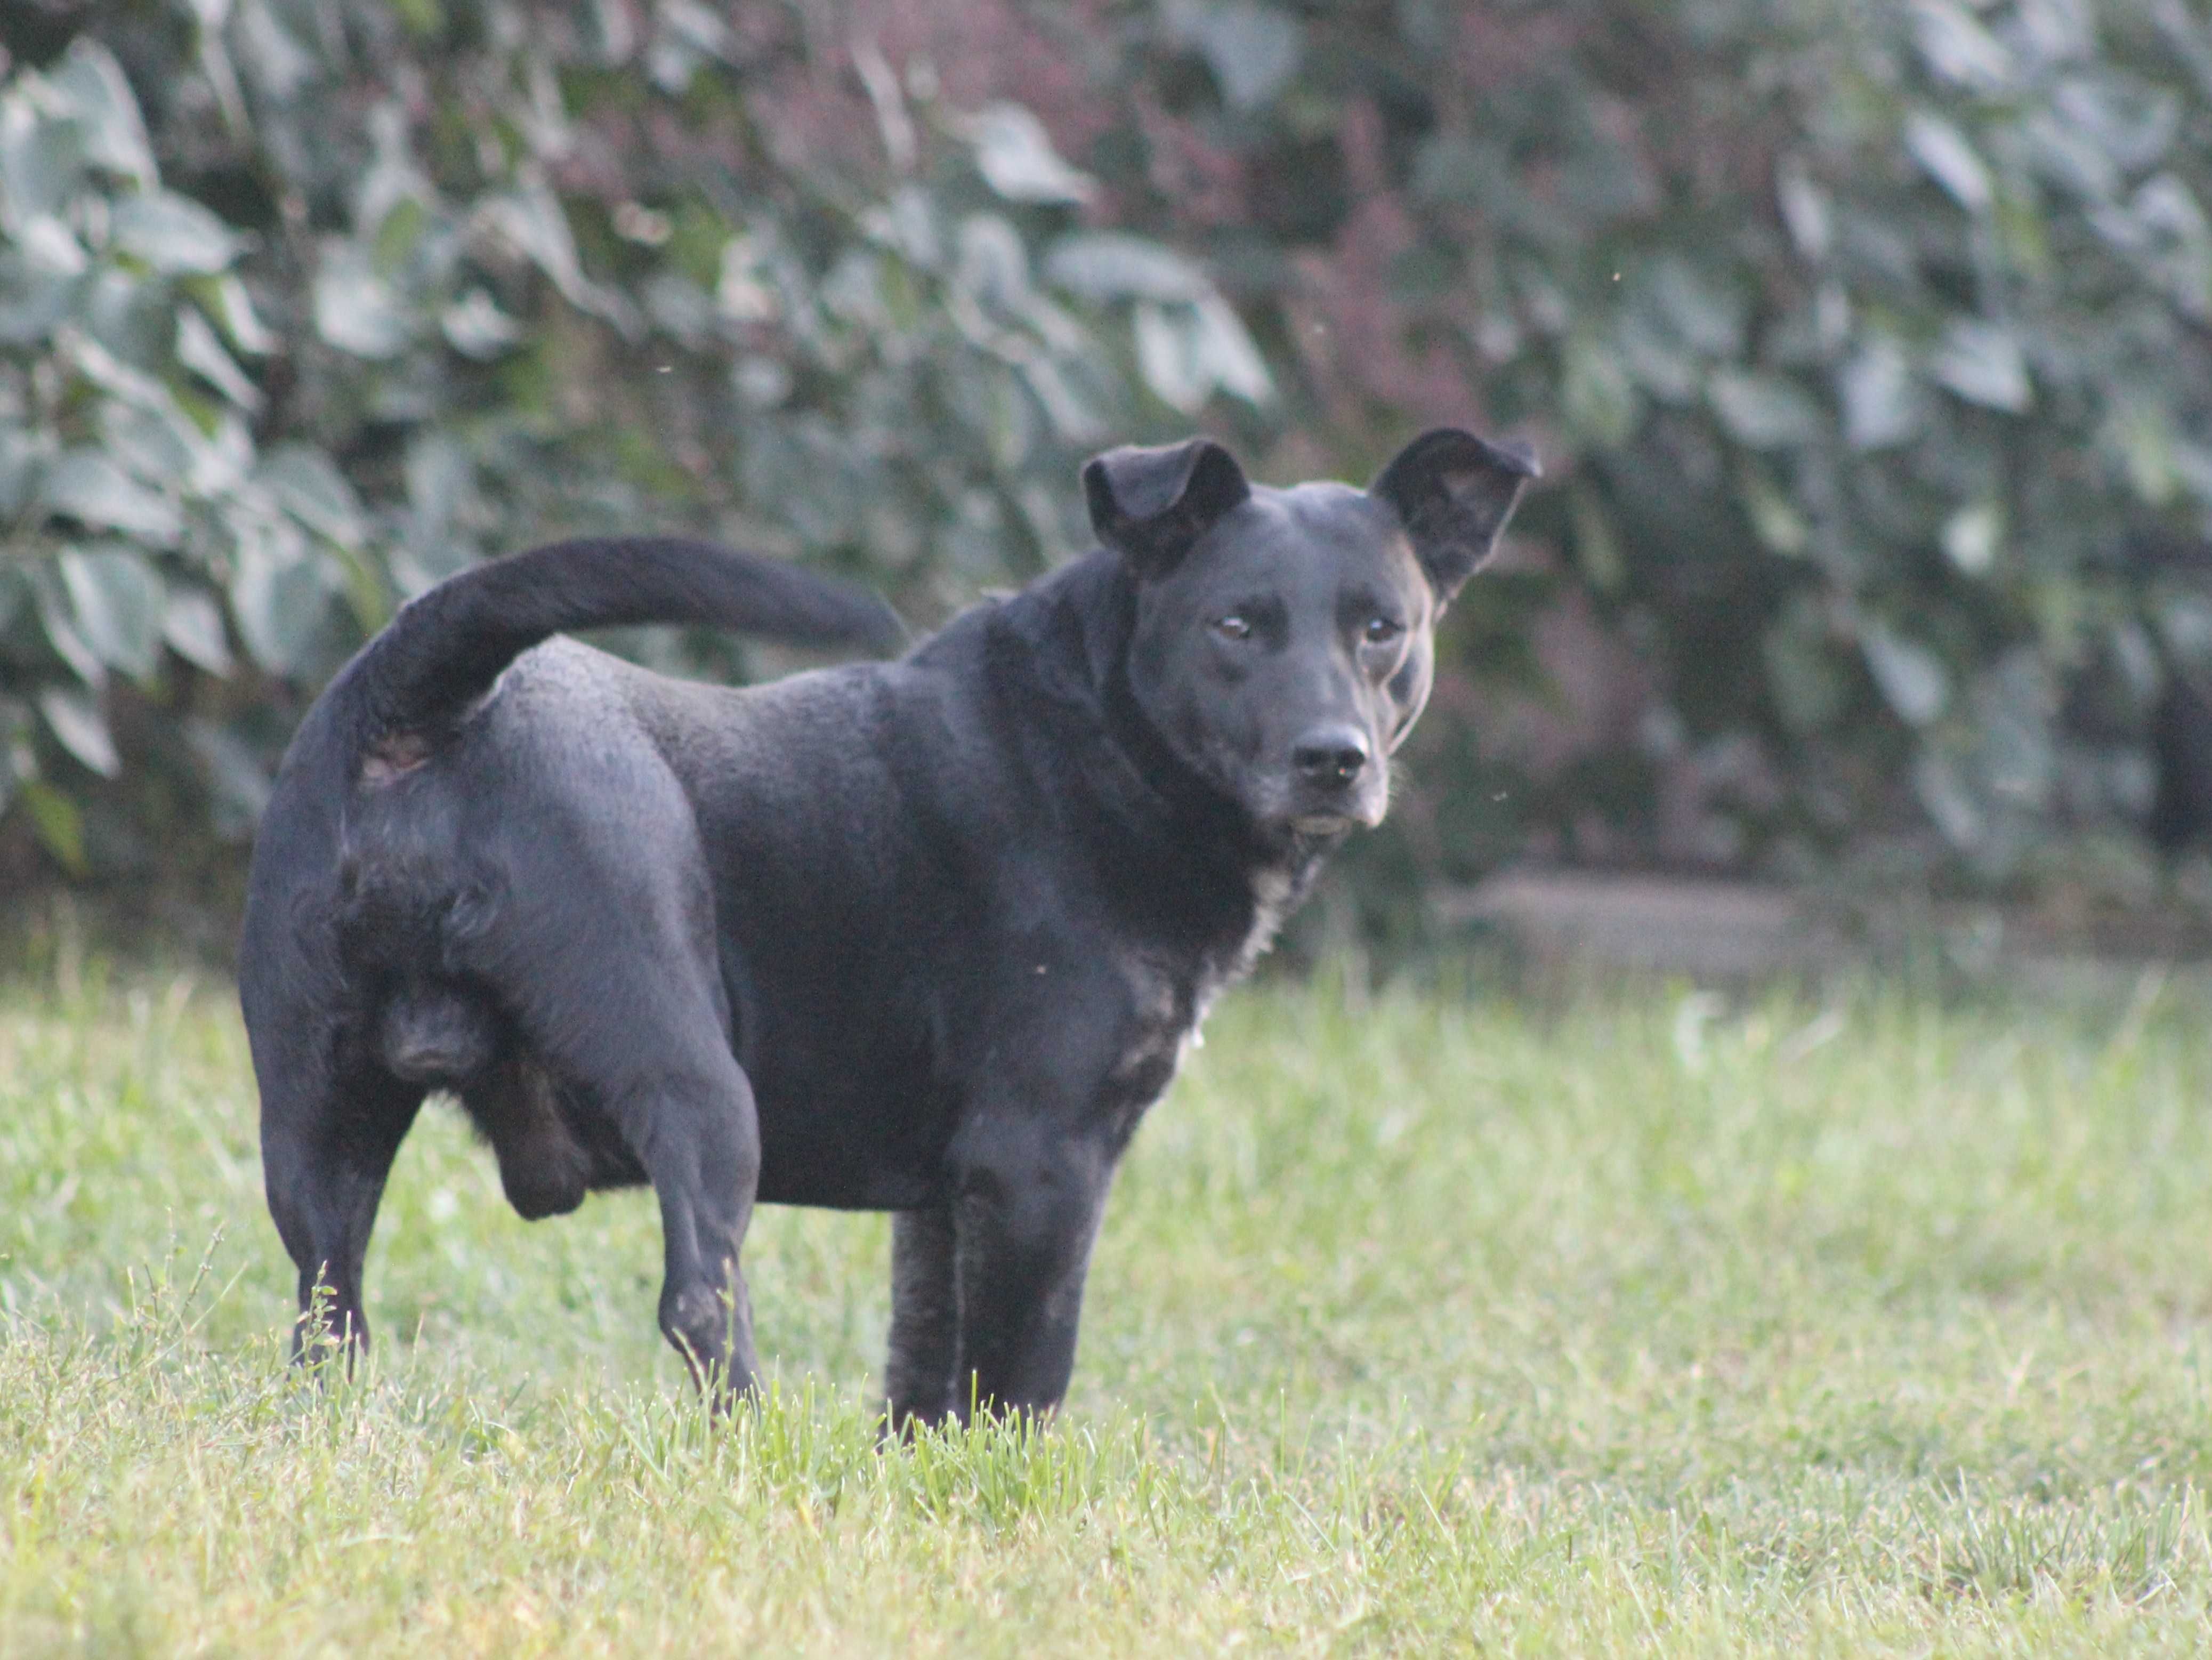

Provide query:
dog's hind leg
left=259, top=1063, right=424, bottom=1366
left=621, top=1043, right=764, bottom=1402
left=883, top=1206, right=960, bottom=1432
left=515, top=982, right=764, bottom=1401
left=447, top=748, right=764, bottom=1400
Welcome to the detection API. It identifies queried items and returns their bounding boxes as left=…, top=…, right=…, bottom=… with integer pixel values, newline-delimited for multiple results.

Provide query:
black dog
left=238, top=428, right=1535, bottom=1424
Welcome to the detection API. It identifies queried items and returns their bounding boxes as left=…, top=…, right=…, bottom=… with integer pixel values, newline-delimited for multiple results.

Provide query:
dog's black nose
left=1293, top=725, right=1370, bottom=787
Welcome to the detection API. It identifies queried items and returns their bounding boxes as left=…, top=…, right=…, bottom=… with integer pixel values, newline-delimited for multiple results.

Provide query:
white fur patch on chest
left=1234, top=866, right=1298, bottom=979
left=1102, top=863, right=1299, bottom=1125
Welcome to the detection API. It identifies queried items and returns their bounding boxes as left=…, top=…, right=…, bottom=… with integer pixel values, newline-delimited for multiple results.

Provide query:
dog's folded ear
left=1084, top=438, right=1252, bottom=578
left=1371, top=429, right=1540, bottom=602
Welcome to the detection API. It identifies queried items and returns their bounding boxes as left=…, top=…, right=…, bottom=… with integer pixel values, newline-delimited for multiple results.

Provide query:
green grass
left=7, top=956, right=2212, bottom=1654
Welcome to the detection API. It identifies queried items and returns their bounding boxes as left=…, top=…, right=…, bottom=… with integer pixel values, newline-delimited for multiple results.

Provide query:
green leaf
left=2158, top=593, right=2212, bottom=673
left=402, top=432, right=473, bottom=549
left=1738, top=464, right=1809, bottom=554
left=1708, top=369, right=1822, bottom=449
left=0, top=249, right=73, bottom=343
left=1163, top=0, right=1303, bottom=111
left=229, top=518, right=332, bottom=673
left=2129, top=175, right=2212, bottom=318
left=1563, top=335, right=1641, bottom=447
left=1929, top=320, right=2031, bottom=414
left=47, top=37, right=157, bottom=189
left=99, top=401, right=198, bottom=490
left=0, top=85, right=89, bottom=222
left=2054, top=74, right=2178, bottom=173
left=1910, top=0, right=2014, bottom=92
left=1019, top=356, right=1107, bottom=444
left=372, top=195, right=427, bottom=274
left=1763, top=599, right=1848, bottom=735
left=1638, top=257, right=1745, bottom=359
left=954, top=215, right=1035, bottom=329
left=58, top=544, right=165, bottom=681
left=1904, top=113, right=1991, bottom=214
left=34, top=574, right=106, bottom=688
left=230, top=0, right=319, bottom=103
left=311, top=242, right=413, bottom=359
left=59, top=327, right=173, bottom=414
left=1775, top=157, right=1831, bottom=260
left=1974, top=652, right=2055, bottom=812
left=110, top=191, right=245, bottom=275
left=968, top=104, right=1095, bottom=205
left=390, top=0, right=447, bottom=44
left=162, top=586, right=233, bottom=675
left=1569, top=486, right=1626, bottom=592
left=1187, top=295, right=1271, bottom=406
left=1614, top=312, right=1701, bottom=404
left=0, top=423, right=46, bottom=513
left=259, top=445, right=367, bottom=546
left=328, top=544, right=393, bottom=637
left=203, top=273, right=279, bottom=356
left=1941, top=502, right=2003, bottom=574
left=174, top=305, right=263, bottom=409
left=184, top=717, right=269, bottom=838
left=2103, top=402, right=2177, bottom=506
left=39, top=450, right=183, bottom=543
left=1863, top=624, right=1950, bottom=727
left=1133, top=303, right=1208, bottom=415
left=1913, top=747, right=1983, bottom=850
left=17, top=778, right=86, bottom=875
left=1132, top=296, right=1272, bottom=414
left=473, top=185, right=640, bottom=337
left=440, top=288, right=526, bottom=359
left=2027, top=111, right=2118, bottom=203
left=36, top=686, right=119, bottom=777
left=1839, top=338, right=1922, bottom=450
left=1043, top=235, right=1210, bottom=303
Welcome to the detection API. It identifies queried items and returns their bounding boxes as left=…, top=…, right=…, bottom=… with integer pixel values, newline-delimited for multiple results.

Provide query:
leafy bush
left=0, top=3, right=1269, bottom=888
left=1082, top=0, right=2212, bottom=902
left=6, top=0, right=2212, bottom=921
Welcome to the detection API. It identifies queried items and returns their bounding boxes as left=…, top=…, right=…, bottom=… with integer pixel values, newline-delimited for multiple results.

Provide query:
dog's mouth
left=1278, top=786, right=1388, bottom=839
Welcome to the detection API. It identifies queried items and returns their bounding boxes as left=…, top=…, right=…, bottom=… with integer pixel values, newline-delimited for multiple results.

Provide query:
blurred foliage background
left=5, top=0, right=2212, bottom=946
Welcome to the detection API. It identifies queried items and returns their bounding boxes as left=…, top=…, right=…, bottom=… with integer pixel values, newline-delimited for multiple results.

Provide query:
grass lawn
left=5, top=951, right=2212, bottom=1654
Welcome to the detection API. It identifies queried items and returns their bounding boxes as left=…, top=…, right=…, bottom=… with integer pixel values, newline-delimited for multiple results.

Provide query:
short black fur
left=239, top=434, right=1535, bottom=1423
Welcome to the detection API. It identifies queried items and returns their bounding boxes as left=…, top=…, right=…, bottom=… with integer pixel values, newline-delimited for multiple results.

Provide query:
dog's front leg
left=883, top=1206, right=959, bottom=1433
left=944, top=1114, right=1114, bottom=1423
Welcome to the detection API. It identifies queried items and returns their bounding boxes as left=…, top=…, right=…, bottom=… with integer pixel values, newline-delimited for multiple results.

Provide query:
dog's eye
left=1210, top=614, right=1253, bottom=642
left=1363, top=617, right=1405, bottom=646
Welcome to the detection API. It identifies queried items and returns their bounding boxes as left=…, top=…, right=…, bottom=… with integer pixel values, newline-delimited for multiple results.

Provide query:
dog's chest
left=1093, top=867, right=1296, bottom=1140
left=1097, top=960, right=1201, bottom=1140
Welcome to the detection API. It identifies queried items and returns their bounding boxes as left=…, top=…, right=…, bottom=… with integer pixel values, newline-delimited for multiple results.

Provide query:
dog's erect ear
left=1371, top=429, right=1540, bottom=602
left=1084, top=438, right=1252, bottom=579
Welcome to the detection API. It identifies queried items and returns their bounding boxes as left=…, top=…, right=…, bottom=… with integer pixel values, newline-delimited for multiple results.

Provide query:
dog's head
left=1085, top=428, right=1537, bottom=842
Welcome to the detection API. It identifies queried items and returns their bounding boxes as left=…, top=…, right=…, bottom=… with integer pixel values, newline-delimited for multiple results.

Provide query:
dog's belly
left=743, top=1016, right=952, bottom=1210
left=715, top=901, right=959, bottom=1211
left=752, top=1091, right=944, bottom=1210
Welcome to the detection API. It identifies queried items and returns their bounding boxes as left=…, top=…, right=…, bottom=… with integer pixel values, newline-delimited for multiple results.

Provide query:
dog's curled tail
left=344, top=536, right=905, bottom=738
